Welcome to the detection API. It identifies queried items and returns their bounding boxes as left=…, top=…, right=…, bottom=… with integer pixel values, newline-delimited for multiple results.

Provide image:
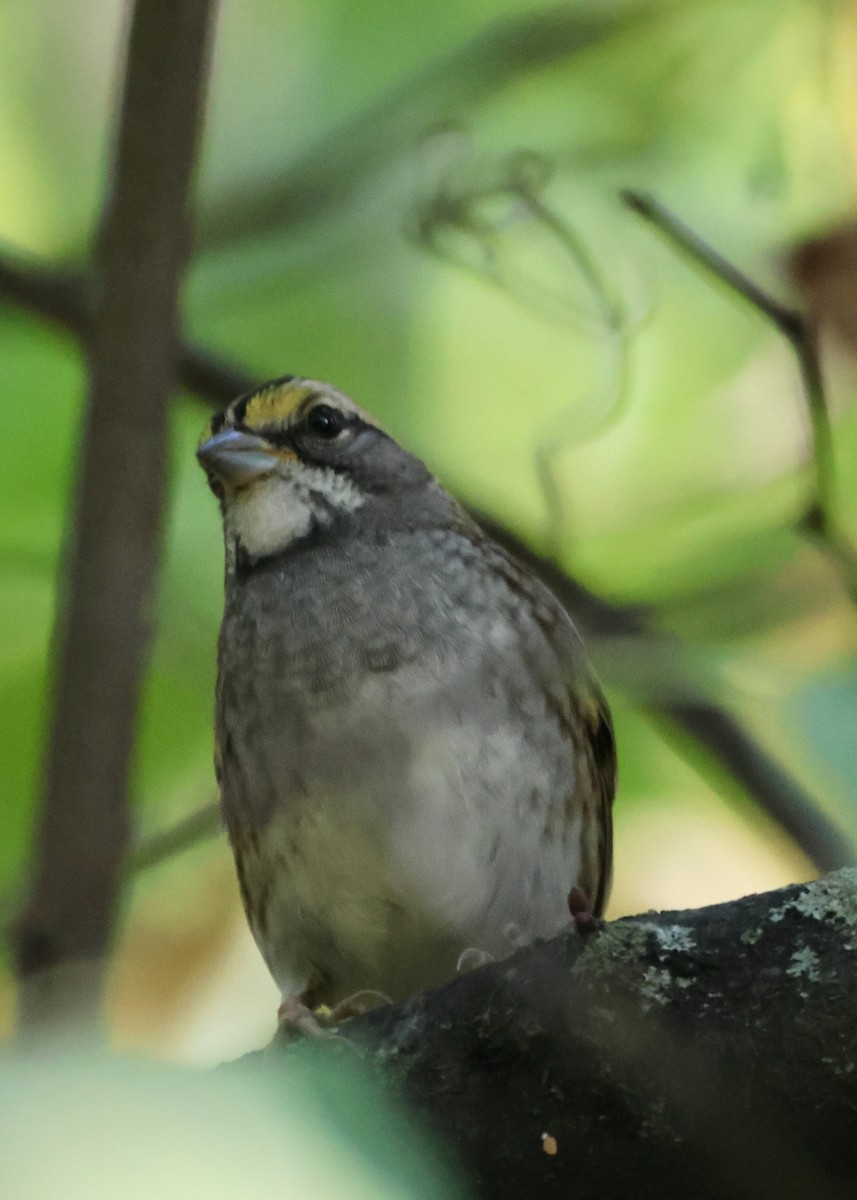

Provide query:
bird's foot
left=327, top=989, right=393, bottom=1022
left=568, top=885, right=604, bottom=937
left=458, top=924, right=534, bottom=974
left=275, top=989, right=392, bottom=1044
left=457, top=947, right=495, bottom=973
left=276, top=995, right=336, bottom=1039
left=503, top=922, right=530, bottom=950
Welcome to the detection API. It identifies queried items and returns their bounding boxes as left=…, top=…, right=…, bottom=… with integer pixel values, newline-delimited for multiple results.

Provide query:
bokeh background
left=2, top=0, right=857, bottom=1064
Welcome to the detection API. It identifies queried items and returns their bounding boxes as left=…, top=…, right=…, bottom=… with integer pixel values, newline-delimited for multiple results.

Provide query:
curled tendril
left=408, top=140, right=636, bottom=553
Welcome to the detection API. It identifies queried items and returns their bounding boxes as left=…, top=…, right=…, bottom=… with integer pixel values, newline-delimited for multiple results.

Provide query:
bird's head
left=197, top=376, right=443, bottom=565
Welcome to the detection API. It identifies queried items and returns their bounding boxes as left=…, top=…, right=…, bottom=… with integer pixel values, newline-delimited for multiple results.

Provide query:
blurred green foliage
left=1, top=0, right=857, bottom=1046
left=0, top=1045, right=465, bottom=1198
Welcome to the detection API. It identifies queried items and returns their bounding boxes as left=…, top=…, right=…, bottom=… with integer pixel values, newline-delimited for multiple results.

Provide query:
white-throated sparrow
left=198, top=376, right=615, bottom=1017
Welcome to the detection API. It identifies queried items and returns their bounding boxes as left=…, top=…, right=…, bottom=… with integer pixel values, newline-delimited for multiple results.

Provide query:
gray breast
left=219, top=525, right=581, bottom=814
left=215, top=526, right=586, bottom=995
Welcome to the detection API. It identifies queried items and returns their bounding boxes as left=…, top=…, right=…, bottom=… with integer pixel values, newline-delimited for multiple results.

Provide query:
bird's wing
left=467, top=520, right=617, bottom=916
left=565, top=680, right=615, bottom=917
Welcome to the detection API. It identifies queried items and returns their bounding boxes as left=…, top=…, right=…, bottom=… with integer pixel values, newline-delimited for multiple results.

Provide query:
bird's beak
left=197, top=428, right=279, bottom=488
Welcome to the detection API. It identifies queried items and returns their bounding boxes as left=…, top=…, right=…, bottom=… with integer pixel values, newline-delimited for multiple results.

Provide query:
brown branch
left=0, top=802, right=223, bottom=937
left=251, top=870, right=857, bottom=1200
left=0, top=253, right=249, bottom=407
left=12, top=0, right=218, bottom=1036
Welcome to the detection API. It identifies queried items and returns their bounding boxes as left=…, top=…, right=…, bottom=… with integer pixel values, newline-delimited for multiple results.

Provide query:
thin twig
left=0, top=803, right=223, bottom=935
left=12, top=0, right=218, bottom=1037
left=622, top=189, right=857, bottom=603
left=410, top=154, right=631, bottom=555
left=128, top=802, right=221, bottom=873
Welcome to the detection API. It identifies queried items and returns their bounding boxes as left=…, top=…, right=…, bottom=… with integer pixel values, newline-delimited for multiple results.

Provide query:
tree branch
left=258, top=870, right=857, bottom=1200
left=12, top=0, right=218, bottom=1035
left=0, top=252, right=248, bottom=407
left=622, top=189, right=857, bottom=605
left=127, top=801, right=220, bottom=874
left=474, top=511, right=854, bottom=871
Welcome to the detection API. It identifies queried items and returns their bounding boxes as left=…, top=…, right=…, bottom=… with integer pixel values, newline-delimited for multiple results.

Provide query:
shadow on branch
left=246, top=870, right=857, bottom=1200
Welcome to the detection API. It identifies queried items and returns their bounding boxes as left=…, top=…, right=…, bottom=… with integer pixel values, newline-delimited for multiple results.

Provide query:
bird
left=197, top=375, right=615, bottom=1026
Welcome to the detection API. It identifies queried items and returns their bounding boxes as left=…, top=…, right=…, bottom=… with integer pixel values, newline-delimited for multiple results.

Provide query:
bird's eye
left=305, top=404, right=344, bottom=439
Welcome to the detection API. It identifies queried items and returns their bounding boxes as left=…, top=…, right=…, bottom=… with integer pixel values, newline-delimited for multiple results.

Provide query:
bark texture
left=286, top=870, right=857, bottom=1200
left=13, top=0, right=217, bottom=1034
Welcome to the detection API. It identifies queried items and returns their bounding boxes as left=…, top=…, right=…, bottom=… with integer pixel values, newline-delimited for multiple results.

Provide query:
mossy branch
left=254, top=870, right=857, bottom=1200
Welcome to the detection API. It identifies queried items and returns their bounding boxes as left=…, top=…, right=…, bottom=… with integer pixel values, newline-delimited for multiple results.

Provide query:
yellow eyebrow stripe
left=242, top=380, right=314, bottom=429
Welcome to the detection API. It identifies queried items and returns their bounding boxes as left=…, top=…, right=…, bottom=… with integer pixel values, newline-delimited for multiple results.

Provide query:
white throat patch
left=224, top=464, right=364, bottom=561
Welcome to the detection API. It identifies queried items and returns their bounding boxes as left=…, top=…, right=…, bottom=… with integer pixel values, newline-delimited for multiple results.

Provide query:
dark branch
left=12, top=0, right=217, bottom=1035
left=0, top=252, right=251, bottom=407
left=475, top=511, right=854, bottom=872
left=622, top=189, right=857, bottom=604
left=251, top=870, right=857, bottom=1200
left=127, top=802, right=221, bottom=875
